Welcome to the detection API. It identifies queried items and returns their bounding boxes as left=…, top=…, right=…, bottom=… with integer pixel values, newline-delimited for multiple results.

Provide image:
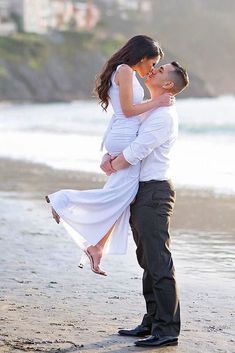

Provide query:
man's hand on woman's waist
left=100, top=153, right=130, bottom=175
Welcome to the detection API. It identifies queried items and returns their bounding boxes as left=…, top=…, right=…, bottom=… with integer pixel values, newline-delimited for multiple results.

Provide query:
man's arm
left=111, top=153, right=130, bottom=171
left=111, top=112, right=172, bottom=171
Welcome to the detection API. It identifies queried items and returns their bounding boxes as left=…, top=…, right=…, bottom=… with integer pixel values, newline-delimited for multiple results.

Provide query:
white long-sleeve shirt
left=122, top=106, right=178, bottom=182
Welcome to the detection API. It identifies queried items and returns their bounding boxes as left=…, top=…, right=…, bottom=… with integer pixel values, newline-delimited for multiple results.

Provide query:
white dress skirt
left=48, top=136, right=140, bottom=254
left=47, top=65, right=144, bottom=255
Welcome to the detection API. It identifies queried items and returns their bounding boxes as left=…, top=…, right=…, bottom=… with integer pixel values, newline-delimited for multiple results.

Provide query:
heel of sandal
left=78, top=252, right=88, bottom=268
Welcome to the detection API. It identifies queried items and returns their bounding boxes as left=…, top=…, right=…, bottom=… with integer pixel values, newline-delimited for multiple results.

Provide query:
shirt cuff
left=123, top=146, right=139, bottom=165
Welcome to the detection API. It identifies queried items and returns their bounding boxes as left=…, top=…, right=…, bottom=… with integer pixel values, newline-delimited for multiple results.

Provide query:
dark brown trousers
left=130, top=180, right=180, bottom=337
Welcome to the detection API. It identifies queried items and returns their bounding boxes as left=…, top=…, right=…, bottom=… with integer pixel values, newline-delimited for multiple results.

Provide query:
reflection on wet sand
left=172, top=231, right=235, bottom=278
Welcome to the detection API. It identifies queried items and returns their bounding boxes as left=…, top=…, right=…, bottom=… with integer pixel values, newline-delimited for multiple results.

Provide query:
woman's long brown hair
left=95, top=35, right=163, bottom=111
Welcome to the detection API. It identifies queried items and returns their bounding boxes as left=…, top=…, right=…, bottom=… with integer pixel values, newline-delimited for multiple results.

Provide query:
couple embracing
left=46, top=35, right=189, bottom=348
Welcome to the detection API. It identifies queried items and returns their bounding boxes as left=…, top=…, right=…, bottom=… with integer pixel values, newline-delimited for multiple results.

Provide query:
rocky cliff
left=0, top=0, right=234, bottom=102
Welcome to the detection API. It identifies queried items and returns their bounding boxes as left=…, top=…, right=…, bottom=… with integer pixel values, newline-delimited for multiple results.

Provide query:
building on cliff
left=0, top=0, right=17, bottom=35
left=0, top=0, right=100, bottom=35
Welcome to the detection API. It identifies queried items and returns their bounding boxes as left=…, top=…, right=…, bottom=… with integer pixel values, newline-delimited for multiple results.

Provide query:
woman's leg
left=51, top=207, right=60, bottom=224
left=46, top=196, right=60, bottom=224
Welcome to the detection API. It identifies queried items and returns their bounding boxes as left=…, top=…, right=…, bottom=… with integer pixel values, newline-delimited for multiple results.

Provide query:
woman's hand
left=154, top=93, right=175, bottom=108
left=100, top=153, right=116, bottom=176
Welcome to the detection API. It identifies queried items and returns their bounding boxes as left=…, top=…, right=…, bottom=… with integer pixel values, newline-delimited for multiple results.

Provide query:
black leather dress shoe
left=118, top=325, right=151, bottom=337
left=135, top=335, right=178, bottom=347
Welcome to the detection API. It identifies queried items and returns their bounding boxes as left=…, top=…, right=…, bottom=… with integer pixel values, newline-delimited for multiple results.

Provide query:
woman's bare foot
left=86, top=245, right=107, bottom=276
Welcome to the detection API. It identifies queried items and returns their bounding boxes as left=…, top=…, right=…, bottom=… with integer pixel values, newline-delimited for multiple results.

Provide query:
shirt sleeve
left=123, top=111, right=172, bottom=165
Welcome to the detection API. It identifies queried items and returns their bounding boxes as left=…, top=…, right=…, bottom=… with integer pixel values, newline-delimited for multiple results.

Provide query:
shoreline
left=1, top=157, right=235, bottom=234
left=0, top=157, right=234, bottom=353
left=1, top=95, right=234, bottom=107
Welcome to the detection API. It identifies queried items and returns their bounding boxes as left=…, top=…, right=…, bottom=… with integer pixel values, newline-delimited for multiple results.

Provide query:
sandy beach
left=0, top=158, right=234, bottom=353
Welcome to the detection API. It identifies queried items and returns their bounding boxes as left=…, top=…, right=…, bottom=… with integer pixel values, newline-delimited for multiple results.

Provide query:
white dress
left=48, top=65, right=144, bottom=254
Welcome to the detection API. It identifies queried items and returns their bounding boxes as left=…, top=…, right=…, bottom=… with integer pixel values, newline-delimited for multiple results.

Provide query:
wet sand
left=0, top=158, right=234, bottom=353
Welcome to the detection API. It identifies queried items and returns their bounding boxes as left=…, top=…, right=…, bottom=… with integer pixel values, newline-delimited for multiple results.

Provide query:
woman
left=46, top=35, right=174, bottom=276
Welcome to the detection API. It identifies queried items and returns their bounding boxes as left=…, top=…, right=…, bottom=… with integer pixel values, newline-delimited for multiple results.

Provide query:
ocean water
left=0, top=96, right=235, bottom=194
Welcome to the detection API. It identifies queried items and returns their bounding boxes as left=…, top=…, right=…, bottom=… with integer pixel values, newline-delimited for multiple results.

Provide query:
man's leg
left=130, top=217, right=156, bottom=329
left=118, top=219, right=152, bottom=337
left=130, top=181, right=180, bottom=338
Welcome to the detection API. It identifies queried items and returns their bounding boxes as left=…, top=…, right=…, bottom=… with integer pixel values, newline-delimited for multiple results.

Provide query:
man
left=101, top=62, right=189, bottom=348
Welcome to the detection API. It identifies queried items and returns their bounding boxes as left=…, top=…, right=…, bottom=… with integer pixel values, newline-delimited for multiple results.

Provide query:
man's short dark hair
left=170, top=61, right=189, bottom=95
